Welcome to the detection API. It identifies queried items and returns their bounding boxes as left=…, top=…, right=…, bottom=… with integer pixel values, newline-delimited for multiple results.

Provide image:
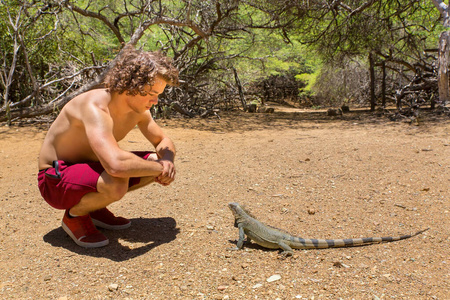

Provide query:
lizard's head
left=228, top=202, right=243, bottom=227
left=228, top=202, right=242, bottom=217
left=228, top=202, right=242, bottom=215
left=228, top=202, right=239, bottom=210
left=229, top=202, right=254, bottom=227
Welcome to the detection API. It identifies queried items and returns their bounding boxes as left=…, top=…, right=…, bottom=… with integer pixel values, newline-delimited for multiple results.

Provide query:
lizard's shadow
left=228, top=239, right=281, bottom=253
left=43, top=217, right=180, bottom=261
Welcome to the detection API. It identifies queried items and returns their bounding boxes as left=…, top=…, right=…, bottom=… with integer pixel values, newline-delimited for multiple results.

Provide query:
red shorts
left=38, top=151, right=154, bottom=210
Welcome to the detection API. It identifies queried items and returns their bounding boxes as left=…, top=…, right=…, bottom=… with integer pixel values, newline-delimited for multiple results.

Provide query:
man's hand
left=156, top=159, right=175, bottom=186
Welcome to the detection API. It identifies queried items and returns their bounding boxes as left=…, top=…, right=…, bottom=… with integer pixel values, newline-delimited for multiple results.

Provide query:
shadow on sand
left=43, top=217, right=180, bottom=262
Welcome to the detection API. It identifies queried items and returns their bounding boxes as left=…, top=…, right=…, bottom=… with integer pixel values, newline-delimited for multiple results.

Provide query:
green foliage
left=295, top=0, right=441, bottom=65
left=296, top=70, right=319, bottom=97
left=229, top=33, right=319, bottom=86
left=0, top=0, right=447, bottom=116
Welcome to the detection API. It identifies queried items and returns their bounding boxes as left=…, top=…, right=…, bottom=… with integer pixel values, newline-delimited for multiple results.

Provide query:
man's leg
left=70, top=152, right=159, bottom=215
left=128, top=176, right=156, bottom=191
left=61, top=172, right=131, bottom=247
left=69, top=172, right=129, bottom=216
left=128, top=152, right=159, bottom=191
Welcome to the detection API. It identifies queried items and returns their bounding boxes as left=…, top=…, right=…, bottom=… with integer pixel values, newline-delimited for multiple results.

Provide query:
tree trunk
left=232, top=67, right=247, bottom=111
left=438, top=30, right=450, bottom=106
left=381, top=60, right=386, bottom=107
left=369, top=52, right=376, bottom=111
left=2, top=37, right=20, bottom=125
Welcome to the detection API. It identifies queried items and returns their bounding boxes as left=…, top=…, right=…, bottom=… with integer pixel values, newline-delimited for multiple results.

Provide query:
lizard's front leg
left=236, top=224, right=246, bottom=249
left=229, top=224, right=246, bottom=251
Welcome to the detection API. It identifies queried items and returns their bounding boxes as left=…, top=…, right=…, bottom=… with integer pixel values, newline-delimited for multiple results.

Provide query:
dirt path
left=0, top=110, right=449, bottom=299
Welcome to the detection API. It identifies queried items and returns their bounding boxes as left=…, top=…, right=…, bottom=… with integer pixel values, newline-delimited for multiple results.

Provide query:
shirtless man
left=38, top=46, right=179, bottom=248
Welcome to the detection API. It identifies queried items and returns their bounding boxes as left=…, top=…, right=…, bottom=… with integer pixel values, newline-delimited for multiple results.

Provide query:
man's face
left=131, top=76, right=167, bottom=113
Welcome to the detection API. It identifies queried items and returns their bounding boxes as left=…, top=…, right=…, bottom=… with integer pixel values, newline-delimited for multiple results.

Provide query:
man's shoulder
left=63, top=89, right=111, bottom=121
left=70, top=89, right=111, bottom=112
left=76, top=88, right=110, bottom=104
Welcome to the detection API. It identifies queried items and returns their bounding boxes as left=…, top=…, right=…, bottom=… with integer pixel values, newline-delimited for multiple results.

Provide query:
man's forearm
left=102, top=152, right=164, bottom=178
left=155, top=137, right=176, bottom=161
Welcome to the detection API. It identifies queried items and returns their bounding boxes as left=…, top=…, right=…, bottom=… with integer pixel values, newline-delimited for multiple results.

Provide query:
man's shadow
left=43, top=217, right=179, bottom=262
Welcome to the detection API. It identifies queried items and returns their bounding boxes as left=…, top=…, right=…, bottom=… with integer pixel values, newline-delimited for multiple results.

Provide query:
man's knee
left=98, top=175, right=129, bottom=202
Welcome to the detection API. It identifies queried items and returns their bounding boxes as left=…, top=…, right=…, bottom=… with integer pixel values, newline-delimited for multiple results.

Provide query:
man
left=38, top=46, right=179, bottom=248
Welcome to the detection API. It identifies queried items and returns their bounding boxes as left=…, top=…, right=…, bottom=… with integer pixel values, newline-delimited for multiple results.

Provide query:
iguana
left=228, top=202, right=429, bottom=256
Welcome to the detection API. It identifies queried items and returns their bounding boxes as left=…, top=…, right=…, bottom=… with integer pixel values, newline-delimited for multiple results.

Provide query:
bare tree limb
left=64, top=2, right=125, bottom=44
left=1, top=3, right=23, bottom=120
left=0, top=65, right=104, bottom=114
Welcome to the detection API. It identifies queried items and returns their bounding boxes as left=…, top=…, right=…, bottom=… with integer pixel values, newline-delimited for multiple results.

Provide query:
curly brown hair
left=104, top=45, right=179, bottom=96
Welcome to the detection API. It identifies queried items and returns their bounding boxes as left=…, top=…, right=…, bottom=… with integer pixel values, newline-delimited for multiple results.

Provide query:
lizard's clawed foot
left=278, top=251, right=294, bottom=260
left=227, top=246, right=240, bottom=251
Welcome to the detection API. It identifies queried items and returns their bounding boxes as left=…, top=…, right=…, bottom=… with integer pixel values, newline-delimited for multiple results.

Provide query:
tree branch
left=64, top=2, right=125, bottom=44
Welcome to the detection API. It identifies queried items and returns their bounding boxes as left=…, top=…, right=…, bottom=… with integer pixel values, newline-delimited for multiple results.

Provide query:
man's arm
left=84, top=104, right=164, bottom=178
left=137, top=112, right=176, bottom=185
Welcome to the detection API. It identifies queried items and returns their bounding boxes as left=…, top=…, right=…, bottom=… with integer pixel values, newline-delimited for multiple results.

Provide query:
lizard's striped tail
left=292, top=228, right=429, bottom=249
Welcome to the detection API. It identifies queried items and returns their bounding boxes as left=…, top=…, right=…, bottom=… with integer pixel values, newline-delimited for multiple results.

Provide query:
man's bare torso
left=38, top=89, right=141, bottom=170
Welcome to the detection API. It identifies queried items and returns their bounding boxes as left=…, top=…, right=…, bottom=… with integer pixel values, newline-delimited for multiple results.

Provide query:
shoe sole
left=61, top=221, right=109, bottom=248
left=91, top=219, right=131, bottom=230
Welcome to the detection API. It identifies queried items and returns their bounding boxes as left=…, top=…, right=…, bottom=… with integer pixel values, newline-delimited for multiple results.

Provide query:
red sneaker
left=62, top=210, right=109, bottom=248
left=90, top=208, right=131, bottom=230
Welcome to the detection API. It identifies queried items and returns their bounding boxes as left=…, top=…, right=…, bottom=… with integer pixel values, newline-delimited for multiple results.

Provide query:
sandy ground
left=0, top=108, right=449, bottom=300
